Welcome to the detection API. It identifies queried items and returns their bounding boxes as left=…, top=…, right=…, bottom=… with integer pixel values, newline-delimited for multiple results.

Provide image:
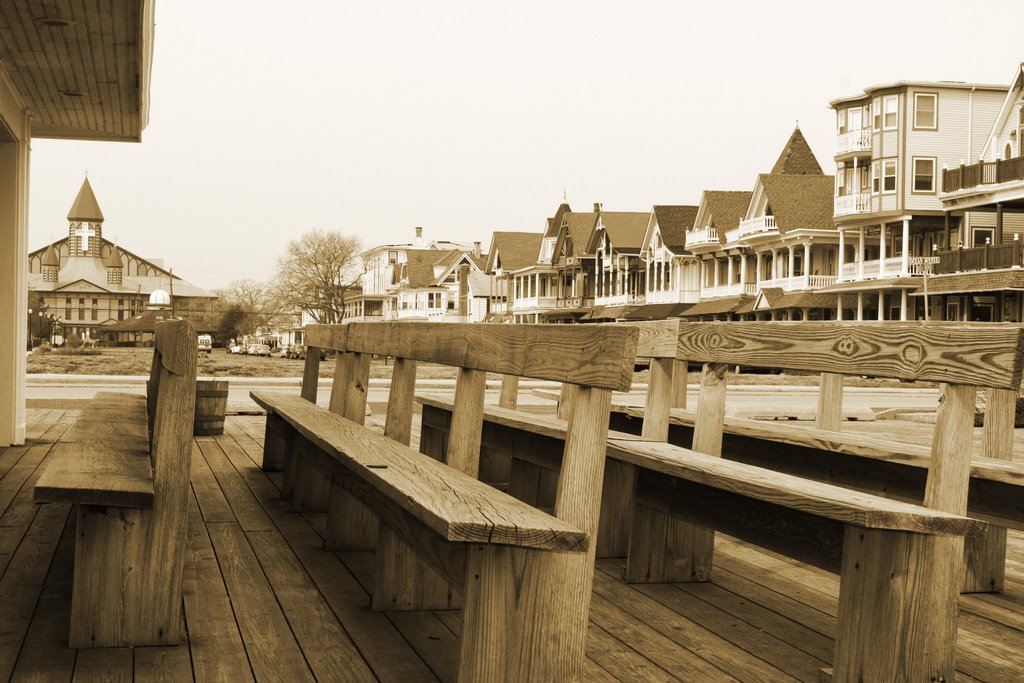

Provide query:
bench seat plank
left=606, top=437, right=982, bottom=536
left=251, top=391, right=587, bottom=552
left=34, top=443, right=154, bottom=508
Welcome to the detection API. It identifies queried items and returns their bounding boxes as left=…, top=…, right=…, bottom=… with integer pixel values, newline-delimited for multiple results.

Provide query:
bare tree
left=275, top=228, right=364, bottom=324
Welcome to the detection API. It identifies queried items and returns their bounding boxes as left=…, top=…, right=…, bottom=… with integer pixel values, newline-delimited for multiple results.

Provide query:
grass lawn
left=26, top=346, right=927, bottom=389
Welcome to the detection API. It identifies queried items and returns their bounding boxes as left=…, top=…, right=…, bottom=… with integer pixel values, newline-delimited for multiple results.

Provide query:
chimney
left=415, top=226, right=423, bottom=246
left=473, top=241, right=481, bottom=258
left=593, top=202, right=602, bottom=214
left=457, top=264, right=470, bottom=319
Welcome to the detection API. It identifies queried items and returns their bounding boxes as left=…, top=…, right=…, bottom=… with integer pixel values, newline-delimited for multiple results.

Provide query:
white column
left=900, top=218, right=910, bottom=276
left=713, top=258, right=720, bottom=288
left=837, top=295, right=844, bottom=320
left=857, top=292, right=864, bottom=320
left=858, top=228, right=865, bottom=280
left=879, top=223, right=887, bottom=277
left=878, top=291, right=885, bottom=321
left=901, top=289, right=908, bottom=321
left=787, top=247, right=795, bottom=282
left=726, top=256, right=735, bottom=289
left=803, top=242, right=811, bottom=288
left=0, top=106, right=30, bottom=446
left=755, top=253, right=763, bottom=284
left=838, top=229, right=846, bottom=282
left=698, top=260, right=705, bottom=296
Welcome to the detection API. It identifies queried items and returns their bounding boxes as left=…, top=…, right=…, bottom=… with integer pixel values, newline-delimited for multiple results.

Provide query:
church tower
left=67, top=177, right=104, bottom=258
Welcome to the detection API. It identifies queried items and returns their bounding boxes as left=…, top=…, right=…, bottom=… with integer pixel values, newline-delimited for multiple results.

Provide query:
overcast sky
left=26, top=0, right=1024, bottom=291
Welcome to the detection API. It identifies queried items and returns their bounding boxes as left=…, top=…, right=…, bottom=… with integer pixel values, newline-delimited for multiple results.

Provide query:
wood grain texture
left=627, top=319, right=680, bottom=359
left=300, top=351, right=320, bottom=403
left=498, top=374, right=519, bottom=409
left=267, top=394, right=587, bottom=551
left=556, top=382, right=577, bottom=422
left=833, top=527, right=963, bottom=682
left=671, top=359, right=688, bottom=409
left=327, top=352, right=353, bottom=416
left=384, top=358, right=417, bottom=446
left=446, top=368, right=486, bottom=477
left=342, top=322, right=639, bottom=390
left=606, top=438, right=983, bottom=536
left=816, top=372, right=844, bottom=432
left=33, top=443, right=153, bottom=507
left=675, top=321, right=1024, bottom=389
left=304, top=323, right=348, bottom=352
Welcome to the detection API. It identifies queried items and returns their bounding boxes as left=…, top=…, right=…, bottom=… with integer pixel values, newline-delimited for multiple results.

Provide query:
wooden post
left=671, top=358, right=688, bottom=409
left=498, top=374, right=519, bottom=409
left=816, top=372, right=844, bottom=431
left=284, top=347, right=323, bottom=500
left=261, top=410, right=288, bottom=471
left=625, top=363, right=726, bottom=583
left=446, top=368, right=487, bottom=476
left=963, top=387, right=1016, bottom=592
left=458, top=386, right=612, bottom=682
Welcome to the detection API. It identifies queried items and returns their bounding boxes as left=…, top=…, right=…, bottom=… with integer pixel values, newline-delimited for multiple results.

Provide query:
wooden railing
left=944, top=155, right=1024, bottom=192
left=935, top=242, right=1024, bottom=274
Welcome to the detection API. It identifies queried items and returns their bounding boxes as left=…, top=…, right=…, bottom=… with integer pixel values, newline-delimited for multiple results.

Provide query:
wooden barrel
left=194, top=380, right=229, bottom=435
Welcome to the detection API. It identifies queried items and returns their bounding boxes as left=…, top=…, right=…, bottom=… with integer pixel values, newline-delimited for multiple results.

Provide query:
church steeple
left=41, top=243, right=60, bottom=282
left=104, top=243, right=124, bottom=284
left=67, top=176, right=104, bottom=258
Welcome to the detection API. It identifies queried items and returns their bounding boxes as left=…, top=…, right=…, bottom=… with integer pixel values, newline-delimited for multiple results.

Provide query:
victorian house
left=827, top=78, right=1008, bottom=320
left=586, top=208, right=651, bottom=320
left=391, top=248, right=489, bottom=323
left=637, top=205, right=700, bottom=318
left=680, top=190, right=754, bottom=319
left=484, top=231, right=543, bottom=321
left=27, top=178, right=216, bottom=343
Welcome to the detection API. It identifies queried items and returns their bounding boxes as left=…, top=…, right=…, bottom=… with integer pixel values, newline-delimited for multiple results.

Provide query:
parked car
left=197, top=334, right=213, bottom=354
left=271, top=345, right=289, bottom=358
left=229, top=344, right=243, bottom=354
left=253, top=344, right=272, bottom=357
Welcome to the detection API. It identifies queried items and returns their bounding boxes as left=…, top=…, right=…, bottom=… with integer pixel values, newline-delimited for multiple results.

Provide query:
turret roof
left=67, top=177, right=104, bottom=222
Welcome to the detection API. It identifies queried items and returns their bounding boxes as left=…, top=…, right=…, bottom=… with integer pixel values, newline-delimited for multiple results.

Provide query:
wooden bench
left=33, top=318, right=198, bottom=648
left=251, top=321, right=638, bottom=681
left=421, top=320, right=1020, bottom=681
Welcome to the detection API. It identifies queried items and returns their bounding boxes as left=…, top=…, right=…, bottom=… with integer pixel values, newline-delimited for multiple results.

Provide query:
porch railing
left=943, top=155, right=1024, bottom=193
left=935, top=242, right=1024, bottom=274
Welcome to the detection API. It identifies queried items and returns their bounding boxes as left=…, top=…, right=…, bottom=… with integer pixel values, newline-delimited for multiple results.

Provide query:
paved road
left=27, top=374, right=942, bottom=420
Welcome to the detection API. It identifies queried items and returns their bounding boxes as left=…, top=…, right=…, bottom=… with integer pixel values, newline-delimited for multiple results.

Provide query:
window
left=872, top=98, right=881, bottom=130
left=387, top=250, right=397, bottom=265
left=871, top=161, right=880, bottom=194
left=836, top=168, right=845, bottom=195
left=883, top=160, right=897, bottom=193
left=848, top=107, right=862, bottom=131
left=837, top=108, right=847, bottom=134
left=883, top=95, right=898, bottom=129
left=973, top=228, right=994, bottom=248
left=913, top=158, right=935, bottom=193
left=914, top=93, right=937, bottom=129
left=1007, top=143, right=1014, bottom=161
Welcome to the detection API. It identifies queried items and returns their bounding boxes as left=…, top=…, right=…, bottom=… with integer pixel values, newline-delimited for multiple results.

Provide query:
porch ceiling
left=0, top=1, right=154, bottom=141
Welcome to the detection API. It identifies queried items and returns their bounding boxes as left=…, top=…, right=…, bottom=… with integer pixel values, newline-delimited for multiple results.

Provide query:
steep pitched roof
left=597, top=211, right=650, bottom=251
left=542, top=202, right=572, bottom=239
left=561, top=211, right=599, bottom=257
left=702, top=191, right=753, bottom=232
left=486, top=231, right=543, bottom=273
left=760, top=174, right=836, bottom=231
left=769, top=128, right=823, bottom=176
left=402, top=249, right=481, bottom=289
left=102, top=243, right=124, bottom=269
left=652, top=205, right=699, bottom=251
left=41, top=242, right=60, bottom=267
left=67, top=177, right=104, bottom=222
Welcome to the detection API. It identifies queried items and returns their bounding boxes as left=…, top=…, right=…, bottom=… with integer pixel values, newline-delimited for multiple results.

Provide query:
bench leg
left=325, top=480, right=379, bottom=550
left=963, top=525, right=1007, bottom=593
left=624, top=501, right=714, bottom=583
left=596, top=459, right=635, bottom=558
left=70, top=504, right=186, bottom=648
left=372, top=526, right=461, bottom=611
left=832, top=526, right=962, bottom=682
left=459, top=545, right=589, bottom=682
left=261, top=411, right=288, bottom=472
left=291, top=439, right=330, bottom=511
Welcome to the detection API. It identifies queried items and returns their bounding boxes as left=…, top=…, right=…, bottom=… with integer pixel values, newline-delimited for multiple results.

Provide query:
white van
left=197, top=334, right=213, bottom=354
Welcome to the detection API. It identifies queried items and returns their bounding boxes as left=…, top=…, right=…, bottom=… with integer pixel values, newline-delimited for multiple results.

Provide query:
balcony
left=840, top=256, right=907, bottom=280
left=685, top=227, right=720, bottom=250
left=646, top=288, right=700, bottom=304
left=595, top=293, right=644, bottom=307
left=758, top=275, right=838, bottom=291
left=834, top=192, right=871, bottom=217
left=556, top=296, right=592, bottom=308
left=512, top=296, right=557, bottom=312
left=737, top=215, right=779, bottom=240
left=835, top=129, right=872, bottom=158
left=944, top=156, right=1024, bottom=193
left=701, top=283, right=756, bottom=298
left=934, top=242, right=1024, bottom=275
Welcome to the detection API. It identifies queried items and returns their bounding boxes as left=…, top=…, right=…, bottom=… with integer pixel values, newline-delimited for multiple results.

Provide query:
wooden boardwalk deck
left=2, top=407, right=1023, bottom=681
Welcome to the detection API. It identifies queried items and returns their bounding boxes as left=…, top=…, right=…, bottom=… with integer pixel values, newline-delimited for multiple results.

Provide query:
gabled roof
left=542, top=202, right=572, bottom=240
left=486, top=231, right=542, bottom=273
left=41, top=243, right=60, bottom=267
left=402, top=249, right=480, bottom=289
left=103, top=243, right=124, bottom=269
left=699, top=191, right=753, bottom=233
left=559, top=211, right=599, bottom=258
left=67, top=177, right=104, bottom=222
left=769, top=128, right=823, bottom=176
left=651, top=205, right=699, bottom=251
left=759, top=174, right=836, bottom=231
left=593, top=211, right=650, bottom=252
left=982, top=62, right=1024, bottom=160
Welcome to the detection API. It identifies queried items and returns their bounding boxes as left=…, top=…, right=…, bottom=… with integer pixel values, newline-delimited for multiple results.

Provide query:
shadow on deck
left=1, top=409, right=1022, bottom=681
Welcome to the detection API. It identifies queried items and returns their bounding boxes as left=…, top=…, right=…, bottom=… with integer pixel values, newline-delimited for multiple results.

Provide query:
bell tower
left=67, top=176, right=104, bottom=258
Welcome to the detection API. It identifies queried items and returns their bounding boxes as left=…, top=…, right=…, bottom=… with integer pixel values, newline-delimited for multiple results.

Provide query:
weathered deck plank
left=1, top=409, right=1023, bottom=682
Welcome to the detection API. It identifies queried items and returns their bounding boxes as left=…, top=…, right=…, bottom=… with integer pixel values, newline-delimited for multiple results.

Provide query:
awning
left=621, top=303, right=693, bottom=320
left=909, top=269, right=1024, bottom=296
left=543, top=307, right=589, bottom=320
left=680, top=296, right=747, bottom=317
left=582, top=305, right=636, bottom=320
left=776, top=291, right=841, bottom=309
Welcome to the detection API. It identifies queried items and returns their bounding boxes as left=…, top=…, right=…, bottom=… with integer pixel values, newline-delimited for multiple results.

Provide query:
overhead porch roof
left=0, top=1, right=155, bottom=141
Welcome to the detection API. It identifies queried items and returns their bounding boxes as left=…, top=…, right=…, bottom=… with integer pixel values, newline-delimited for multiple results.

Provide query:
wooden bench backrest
left=146, top=319, right=198, bottom=495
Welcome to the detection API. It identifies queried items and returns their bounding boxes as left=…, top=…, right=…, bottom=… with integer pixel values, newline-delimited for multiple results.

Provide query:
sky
left=26, top=0, right=1024, bottom=291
